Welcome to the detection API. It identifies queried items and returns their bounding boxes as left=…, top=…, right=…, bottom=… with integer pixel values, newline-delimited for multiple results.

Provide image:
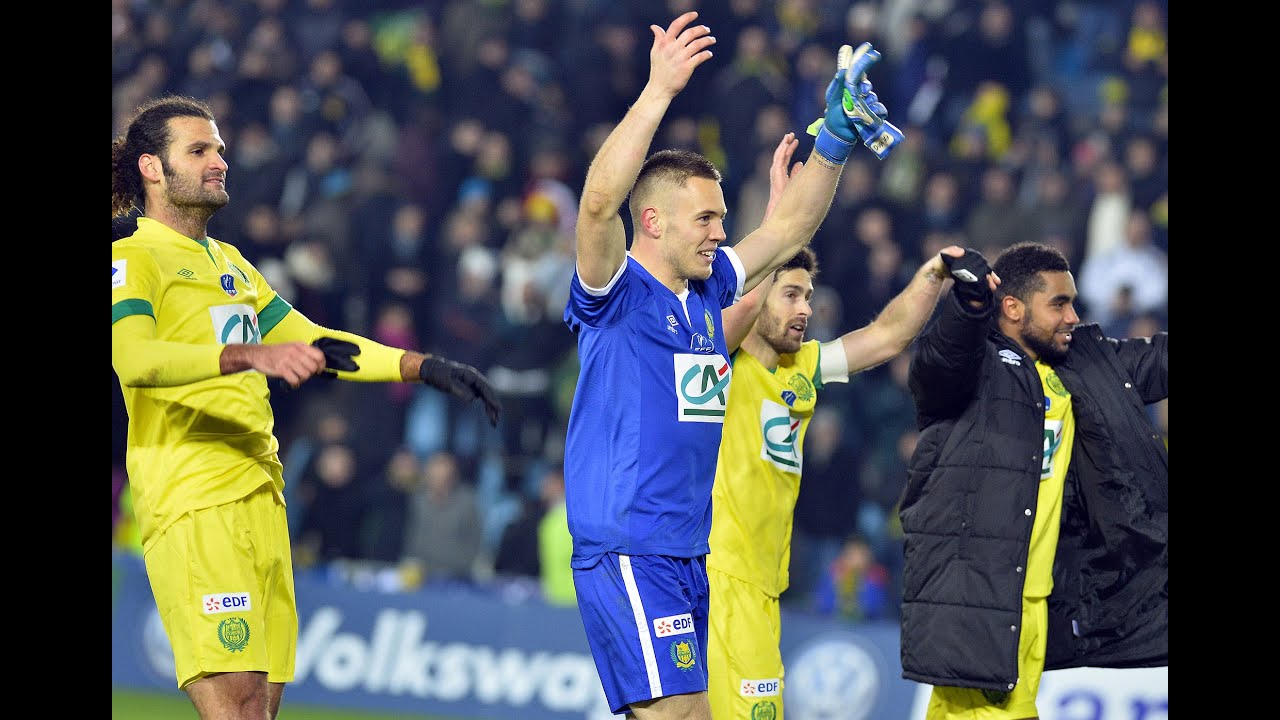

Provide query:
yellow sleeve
left=265, top=309, right=408, bottom=383
left=111, top=314, right=224, bottom=387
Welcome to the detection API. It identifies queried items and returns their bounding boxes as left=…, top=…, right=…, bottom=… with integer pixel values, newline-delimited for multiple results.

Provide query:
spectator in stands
left=537, top=464, right=575, bottom=607
left=493, top=489, right=543, bottom=581
left=813, top=534, right=890, bottom=621
left=362, top=446, right=421, bottom=563
left=1078, top=207, right=1168, bottom=328
left=295, top=437, right=364, bottom=564
left=966, top=165, right=1027, bottom=259
left=401, top=450, right=484, bottom=585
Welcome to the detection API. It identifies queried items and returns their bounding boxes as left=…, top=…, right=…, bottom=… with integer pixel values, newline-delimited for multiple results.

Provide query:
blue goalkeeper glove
left=807, top=49, right=859, bottom=165
left=807, top=43, right=903, bottom=161
left=838, top=43, right=904, bottom=159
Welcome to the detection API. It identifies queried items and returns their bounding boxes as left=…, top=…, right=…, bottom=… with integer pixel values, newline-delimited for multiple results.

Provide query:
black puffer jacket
left=898, top=293, right=1168, bottom=691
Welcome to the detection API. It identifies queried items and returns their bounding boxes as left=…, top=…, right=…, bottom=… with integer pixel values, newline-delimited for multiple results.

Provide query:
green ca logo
left=680, top=363, right=729, bottom=418
left=674, top=354, right=731, bottom=423
left=220, top=313, right=262, bottom=344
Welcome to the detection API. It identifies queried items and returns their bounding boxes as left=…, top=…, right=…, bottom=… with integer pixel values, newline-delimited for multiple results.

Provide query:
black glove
left=941, top=248, right=993, bottom=306
left=419, top=356, right=502, bottom=427
left=314, top=337, right=360, bottom=378
left=267, top=337, right=361, bottom=394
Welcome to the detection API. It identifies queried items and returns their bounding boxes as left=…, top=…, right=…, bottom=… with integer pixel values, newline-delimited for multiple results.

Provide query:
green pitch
left=111, top=689, right=469, bottom=720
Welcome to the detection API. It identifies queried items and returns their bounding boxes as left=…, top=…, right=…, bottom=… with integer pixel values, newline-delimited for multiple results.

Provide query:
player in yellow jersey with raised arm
left=110, top=95, right=501, bottom=720
left=706, top=137, right=998, bottom=719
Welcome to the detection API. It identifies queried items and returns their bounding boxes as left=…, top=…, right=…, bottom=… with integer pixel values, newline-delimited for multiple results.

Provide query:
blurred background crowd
left=111, top=0, right=1168, bottom=623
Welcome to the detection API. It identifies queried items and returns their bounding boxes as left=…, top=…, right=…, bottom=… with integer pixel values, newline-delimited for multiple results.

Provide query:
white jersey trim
left=578, top=255, right=629, bottom=297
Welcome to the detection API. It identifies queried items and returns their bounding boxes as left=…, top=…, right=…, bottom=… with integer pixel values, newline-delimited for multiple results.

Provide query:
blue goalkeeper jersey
left=563, top=250, right=744, bottom=569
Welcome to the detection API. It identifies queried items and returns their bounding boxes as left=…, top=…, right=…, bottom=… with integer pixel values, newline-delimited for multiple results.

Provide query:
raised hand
left=647, top=11, right=716, bottom=98
left=807, top=45, right=859, bottom=164
left=838, top=43, right=904, bottom=159
left=938, top=246, right=1001, bottom=306
left=808, top=43, right=903, bottom=161
left=764, top=132, right=802, bottom=221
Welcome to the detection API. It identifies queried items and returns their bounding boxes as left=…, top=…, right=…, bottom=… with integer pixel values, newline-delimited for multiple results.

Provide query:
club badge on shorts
left=669, top=640, right=698, bottom=670
left=217, top=617, right=251, bottom=652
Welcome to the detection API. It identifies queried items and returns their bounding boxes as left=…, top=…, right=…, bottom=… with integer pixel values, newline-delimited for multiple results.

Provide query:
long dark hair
left=111, top=95, right=215, bottom=220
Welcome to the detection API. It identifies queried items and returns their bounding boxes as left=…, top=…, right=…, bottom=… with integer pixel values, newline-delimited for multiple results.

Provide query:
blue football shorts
left=573, top=553, right=710, bottom=715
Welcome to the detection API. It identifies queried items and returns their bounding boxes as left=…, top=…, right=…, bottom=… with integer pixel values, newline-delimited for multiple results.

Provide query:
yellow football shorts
left=143, top=483, right=297, bottom=689
left=708, top=566, right=785, bottom=719
left=927, top=596, right=1048, bottom=720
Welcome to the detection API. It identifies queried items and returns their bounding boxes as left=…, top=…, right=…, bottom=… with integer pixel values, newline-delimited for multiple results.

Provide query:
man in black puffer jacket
left=899, top=242, right=1167, bottom=720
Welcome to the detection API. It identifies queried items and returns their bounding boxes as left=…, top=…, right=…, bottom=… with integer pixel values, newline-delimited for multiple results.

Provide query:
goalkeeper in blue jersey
left=561, top=12, right=895, bottom=719
left=111, top=95, right=501, bottom=720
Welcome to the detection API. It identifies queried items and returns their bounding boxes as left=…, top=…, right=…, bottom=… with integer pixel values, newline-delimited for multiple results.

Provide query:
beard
left=164, top=166, right=230, bottom=214
left=759, top=310, right=804, bottom=355
left=1020, top=325, right=1069, bottom=365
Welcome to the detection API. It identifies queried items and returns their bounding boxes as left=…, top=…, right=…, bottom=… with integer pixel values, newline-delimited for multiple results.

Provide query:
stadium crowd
left=111, top=0, right=1167, bottom=620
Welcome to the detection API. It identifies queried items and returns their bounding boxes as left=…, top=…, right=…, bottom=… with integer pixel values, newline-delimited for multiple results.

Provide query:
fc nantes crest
left=218, top=617, right=251, bottom=652
left=669, top=639, right=698, bottom=670
left=1045, top=370, right=1068, bottom=397
left=751, top=701, right=778, bottom=720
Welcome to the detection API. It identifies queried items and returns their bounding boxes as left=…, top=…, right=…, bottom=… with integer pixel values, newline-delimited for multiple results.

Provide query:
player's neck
left=741, top=332, right=780, bottom=370
left=146, top=206, right=211, bottom=242
left=632, top=247, right=689, bottom=295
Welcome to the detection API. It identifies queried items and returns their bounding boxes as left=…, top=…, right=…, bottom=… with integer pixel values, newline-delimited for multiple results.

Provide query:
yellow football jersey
left=709, top=340, right=835, bottom=596
left=1025, top=360, right=1076, bottom=598
left=112, top=218, right=294, bottom=550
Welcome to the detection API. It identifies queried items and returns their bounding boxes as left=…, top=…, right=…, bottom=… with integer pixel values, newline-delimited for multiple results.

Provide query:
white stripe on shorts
left=619, top=554, right=663, bottom=698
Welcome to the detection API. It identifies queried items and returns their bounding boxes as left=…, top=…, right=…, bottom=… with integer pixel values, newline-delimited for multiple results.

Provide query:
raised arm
left=574, top=12, right=716, bottom=288
left=731, top=43, right=894, bottom=294
left=730, top=145, right=842, bottom=297
left=841, top=247, right=1003, bottom=375
left=724, top=133, right=802, bottom=352
left=909, top=250, right=1001, bottom=423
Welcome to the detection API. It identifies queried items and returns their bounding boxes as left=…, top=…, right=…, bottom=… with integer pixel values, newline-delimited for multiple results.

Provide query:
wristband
left=812, top=124, right=854, bottom=165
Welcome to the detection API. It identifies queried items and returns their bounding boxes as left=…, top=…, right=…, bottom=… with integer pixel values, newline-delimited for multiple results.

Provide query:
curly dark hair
left=111, top=95, right=215, bottom=220
left=773, top=245, right=819, bottom=281
left=991, top=242, right=1071, bottom=303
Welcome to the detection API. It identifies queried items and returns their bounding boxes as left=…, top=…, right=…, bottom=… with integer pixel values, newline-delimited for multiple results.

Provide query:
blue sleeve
left=709, top=249, right=741, bottom=309
left=564, top=260, right=643, bottom=331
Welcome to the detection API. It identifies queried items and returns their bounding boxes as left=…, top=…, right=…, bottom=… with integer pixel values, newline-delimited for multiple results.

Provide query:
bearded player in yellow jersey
left=111, top=96, right=502, bottom=720
left=706, top=141, right=1000, bottom=719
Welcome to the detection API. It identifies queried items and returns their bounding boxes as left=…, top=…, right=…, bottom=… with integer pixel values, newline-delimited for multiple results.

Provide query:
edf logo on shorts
left=740, top=678, right=781, bottom=696
left=203, top=592, right=252, bottom=614
left=653, top=613, right=695, bottom=637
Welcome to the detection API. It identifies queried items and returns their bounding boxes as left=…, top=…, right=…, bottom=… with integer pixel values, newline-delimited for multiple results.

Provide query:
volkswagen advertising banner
left=111, top=555, right=1165, bottom=719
